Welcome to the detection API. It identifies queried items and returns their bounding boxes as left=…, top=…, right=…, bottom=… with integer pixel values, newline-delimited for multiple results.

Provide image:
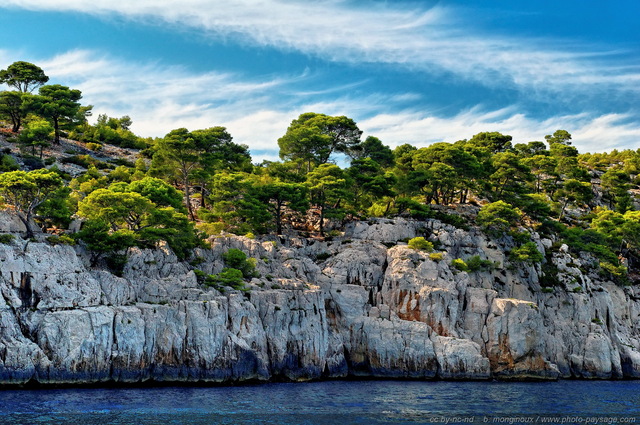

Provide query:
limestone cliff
left=1, top=216, right=639, bottom=384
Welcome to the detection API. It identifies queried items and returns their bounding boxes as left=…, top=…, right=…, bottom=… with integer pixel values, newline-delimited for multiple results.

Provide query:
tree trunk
left=200, top=184, right=206, bottom=209
left=184, top=175, right=194, bottom=221
left=275, top=202, right=283, bottom=235
left=319, top=205, right=324, bottom=236
left=18, top=212, right=34, bottom=239
left=53, top=117, right=60, bottom=144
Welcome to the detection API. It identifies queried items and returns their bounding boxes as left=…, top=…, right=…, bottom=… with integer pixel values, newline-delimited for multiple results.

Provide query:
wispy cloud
left=359, top=107, right=640, bottom=154
left=4, top=49, right=637, bottom=162
left=3, top=0, right=639, bottom=100
left=36, top=50, right=301, bottom=153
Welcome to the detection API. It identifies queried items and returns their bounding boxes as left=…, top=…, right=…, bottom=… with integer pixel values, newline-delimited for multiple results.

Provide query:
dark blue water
left=0, top=380, right=638, bottom=424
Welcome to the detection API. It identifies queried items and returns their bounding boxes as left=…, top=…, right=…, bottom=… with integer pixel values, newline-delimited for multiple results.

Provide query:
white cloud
left=5, top=49, right=638, bottom=163
left=3, top=0, right=639, bottom=98
left=359, top=108, right=640, bottom=154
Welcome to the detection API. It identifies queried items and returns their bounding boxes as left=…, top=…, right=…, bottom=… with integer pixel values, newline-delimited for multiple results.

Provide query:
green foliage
left=205, top=268, right=247, bottom=291
left=429, top=252, right=444, bottom=262
left=407, top=237, right=433, bottom=252
left=0, top=169, right=64, bottom=238
left=599, top=261, right=628, bottom=282
left=0, top=90, right=27, bottom=132
left=545, top=130, right=572, bottom=146
left=127, top=177, right=184, bottom=210
left=75, top=220, right=137, bottom=255
left=540, top=261, right=562, bottom=288
left=61, top=154, right=111, bottom=169
left=204, top=172, right=271, bottom=235
left=434, top=210, right=468, bottom=229
left=46, top=234, right=76, bottom=246
left=466, top=255, right=495, bottom=271
left=76, top=181, right=201, bottom=260
left=359, top=136, right=394, bottom=168
left=451, top=258, right=470, bottom=272
left=468, top=131, right=513, bottom=154
left=554, top=179, right=593, bottom=219
left=28, top=84, right=85, bottom=144
left=36, top=186, right=74, bottom=229
left=0, top=234, right=15, bottom=244
left=306, top=163, right=349, bottom=235
left=151, top=126, right=251, bottom=220
left=19, top=119, right=53, bottom=158
left=85, top=142, right=102, bottom=152
left=509, top=242, right=544, bottom=264
left=106, top=254, right=129, bottom=277
left=222, top=248, right=259, bottom=279
left=278, top=112, right=362, bottom=169
left=78, top=188, right=155, bottom=231
left=71, top=114, right=147, bottom=149
left=197, top=249, right=258, bottom=292
left=0, top=152, right=19, bottom=172
left=394, top=197, right=434, bottom=220
left=253, top=180, right=309, bottom=234
left=477, top=201, right=523, bottom=234
left=315, top=252, right=332, bottom=262
left=0, top=61, right=49, bottom=93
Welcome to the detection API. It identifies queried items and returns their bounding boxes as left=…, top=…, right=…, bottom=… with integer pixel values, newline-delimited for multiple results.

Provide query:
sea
left=0, top=380, right=638, bottom=425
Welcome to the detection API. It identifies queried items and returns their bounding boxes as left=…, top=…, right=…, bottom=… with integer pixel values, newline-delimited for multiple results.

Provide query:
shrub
left=244, top=232, right=255, bottom=239
left=0, top=234, right=15, bottom=244
left=0, top=154, right=19, bottom=172
left=466, top=255, right=494, bottom=272
left=46, top=234, right=76, bottom=246
left=477, top=201, right=523, bottom=234
left=109, top=158, right=136, bottom=168
left=451, top=258, right=470, bottom=272
left=394, top=197, right=434, bottom=220
left=429, top=252, right=444, bottom=262
left=509, top=242, right=544, bottom=264
left=193, top=269, right=206, bottom=284
left=407, top=237, right=433, bottom=252
left=434, top=211, right=468, bottom=229
left=509, top=230, right=531, bottom=245
left=106, top=254, right=128, bottom=277
left=536, top=219, right=566, bottom=237
left=540, top=261, right=562, bottom=287
left=196, top=222, right=226, bottom=236
left=222, top=248, right=259, bottom=278
left=315, top=252, right=332, bottom=262
left=21, top=155, right=44, bottom=170
left=86, top=142, right=103, bottom=152
left=599, top=261, right=628, bottom=281
left=205, top=268, right=247, bottom=291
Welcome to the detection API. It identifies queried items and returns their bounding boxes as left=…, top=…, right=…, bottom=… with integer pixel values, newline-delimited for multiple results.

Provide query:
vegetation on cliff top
left=0, top=61, right=639, bottom=283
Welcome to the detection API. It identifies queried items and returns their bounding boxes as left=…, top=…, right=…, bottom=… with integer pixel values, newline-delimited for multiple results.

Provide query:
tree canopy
left=278, top=112, right=362, bottom=171
left=0, top=61, right=49, bottom=93
left=0, top=169, right=63, bottom=238
left=1, top=60, right=639, bottom=284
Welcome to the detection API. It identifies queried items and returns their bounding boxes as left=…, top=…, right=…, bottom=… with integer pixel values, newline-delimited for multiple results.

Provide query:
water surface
left=0, top=380, right=638, bottom=424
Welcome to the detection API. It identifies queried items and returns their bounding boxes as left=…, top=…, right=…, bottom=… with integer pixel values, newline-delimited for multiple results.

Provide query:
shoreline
left=2, top=374, right=638, bottom=391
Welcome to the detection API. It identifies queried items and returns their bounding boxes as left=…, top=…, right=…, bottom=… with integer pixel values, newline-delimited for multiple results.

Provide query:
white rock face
left=1, top=216, right=640, bottom=384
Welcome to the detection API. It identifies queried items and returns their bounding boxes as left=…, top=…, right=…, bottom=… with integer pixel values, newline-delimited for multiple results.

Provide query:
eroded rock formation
left=1, top=217, right=639, bottom=384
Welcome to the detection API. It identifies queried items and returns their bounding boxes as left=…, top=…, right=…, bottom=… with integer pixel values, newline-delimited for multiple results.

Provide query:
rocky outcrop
left=1, top=216, right=640, bottom=385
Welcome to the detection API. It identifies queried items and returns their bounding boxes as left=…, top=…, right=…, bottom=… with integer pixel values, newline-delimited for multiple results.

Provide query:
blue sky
left=1, top=0, right=638, bottom=161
